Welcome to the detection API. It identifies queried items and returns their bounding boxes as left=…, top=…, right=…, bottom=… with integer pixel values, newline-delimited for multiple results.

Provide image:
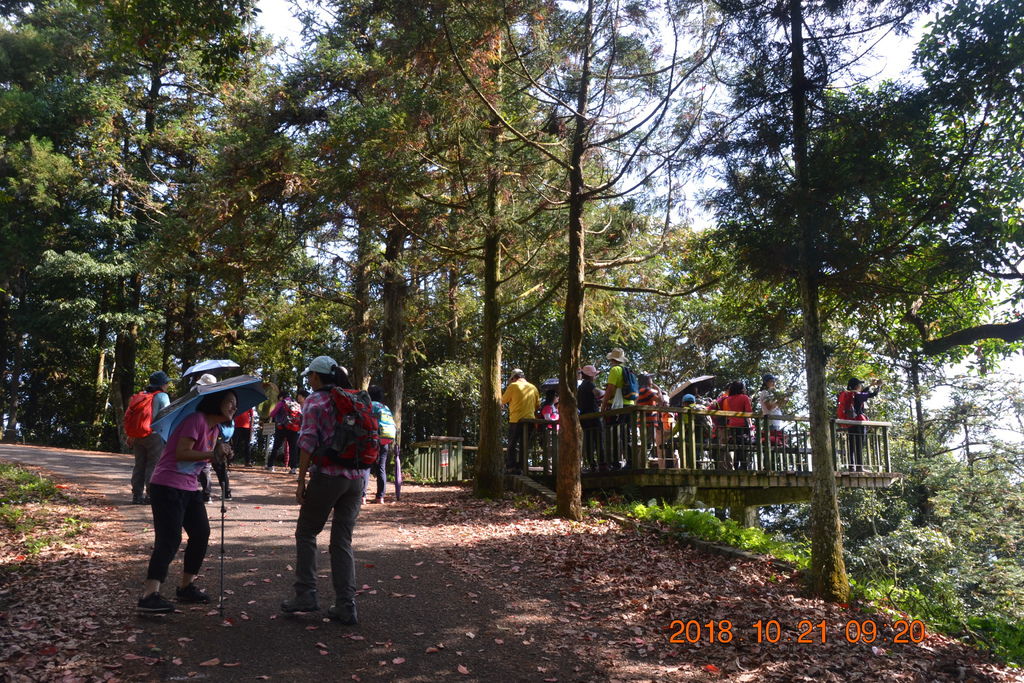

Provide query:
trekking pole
left=218, top=458, right=228, bottom=619
left=218, top=477, right=226, bottom=617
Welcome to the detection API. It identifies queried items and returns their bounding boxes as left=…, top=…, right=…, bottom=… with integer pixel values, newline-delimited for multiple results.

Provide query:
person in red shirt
left=233, top=407, right=254, bottom=467
left=719, top=381, right=754, bottom=470
left=268, top=393, right=302, bottom=473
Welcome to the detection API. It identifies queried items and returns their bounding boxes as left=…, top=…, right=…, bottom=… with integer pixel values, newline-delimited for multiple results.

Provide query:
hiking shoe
left=371, top=496, right=384, bottom=504
left=176, top=583, right=210, bottom=604
left=281, top=591, right=319, bottom=613
left=131, top=495, right=144, bottom=505
left=137, top=592, right=174, bottom=613
left=327, top=601, right=358, bottom=625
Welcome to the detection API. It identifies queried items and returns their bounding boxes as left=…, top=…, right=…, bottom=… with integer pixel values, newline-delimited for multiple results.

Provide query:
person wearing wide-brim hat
left=600, top=348, right=634, bottom=469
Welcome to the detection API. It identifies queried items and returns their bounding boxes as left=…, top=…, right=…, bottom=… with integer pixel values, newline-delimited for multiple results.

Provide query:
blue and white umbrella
left=182, top=359, right=240, bottom=380
left=151, top=374, right=267, bottom=441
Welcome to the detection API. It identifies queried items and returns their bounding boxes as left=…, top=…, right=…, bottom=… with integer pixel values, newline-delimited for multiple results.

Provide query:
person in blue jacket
left=364, top=385, right=397, bottom=504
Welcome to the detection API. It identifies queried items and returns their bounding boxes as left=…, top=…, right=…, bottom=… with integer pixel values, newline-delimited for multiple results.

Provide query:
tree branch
left=919, top=318, right=1024, bottom=356
left=442, top=15, right=570, bottom=170
left=583, top=278, right=719, bottom=297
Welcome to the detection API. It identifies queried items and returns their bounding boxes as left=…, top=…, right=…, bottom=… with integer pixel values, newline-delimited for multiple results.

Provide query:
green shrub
left=0, top=463, right=59, bottom=504
left=628, top=502, right=811, bottom=568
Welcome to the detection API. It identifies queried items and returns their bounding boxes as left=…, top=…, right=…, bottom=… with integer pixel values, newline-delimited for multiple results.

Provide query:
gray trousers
left=131, top=433, right=164, bottom=499
left=294, top=473, right=362, bottom=604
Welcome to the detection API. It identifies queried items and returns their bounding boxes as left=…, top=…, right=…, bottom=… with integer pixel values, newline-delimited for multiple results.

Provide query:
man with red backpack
left=268, top=392, right=302, bottom=473
left=837, top=377, right=882, bottom=471
left=281, top=355, right=379, bottom=625
left=125, top=371, right=172, bottom=505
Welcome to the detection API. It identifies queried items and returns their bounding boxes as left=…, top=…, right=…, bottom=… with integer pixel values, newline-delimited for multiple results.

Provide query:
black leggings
left=146, top=483, right=210, bottom=582
left=271, top=428, right=300, bottom=468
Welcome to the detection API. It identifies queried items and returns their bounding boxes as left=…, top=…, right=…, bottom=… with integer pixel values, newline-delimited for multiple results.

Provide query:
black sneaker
left=131, top=495, right=144, bottom=505
left=137, top=592, right=174, bottom=613
left=327, top=601, right=358, bottom=625
left=281, top=591, right=319, bottom=613
left=176, top=583, right=210, bottom=604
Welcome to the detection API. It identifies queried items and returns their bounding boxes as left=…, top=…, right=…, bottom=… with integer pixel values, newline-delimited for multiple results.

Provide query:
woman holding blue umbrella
left=136, top=388, right=239, bottom=613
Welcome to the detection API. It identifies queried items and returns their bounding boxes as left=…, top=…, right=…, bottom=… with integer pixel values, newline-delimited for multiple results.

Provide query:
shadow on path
left=0, top=443, right=598, bottom=682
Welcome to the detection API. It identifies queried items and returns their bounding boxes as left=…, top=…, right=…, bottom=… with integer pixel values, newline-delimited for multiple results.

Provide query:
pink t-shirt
left=149, top=412, right=218, bottom=491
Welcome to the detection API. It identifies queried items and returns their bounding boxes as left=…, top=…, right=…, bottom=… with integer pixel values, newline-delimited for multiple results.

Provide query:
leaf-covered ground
left=0, top=444, right=1020, bottom=682
left=398, top=491, right=1019, bottom=682
left=1, top=466, right=136, bottom=682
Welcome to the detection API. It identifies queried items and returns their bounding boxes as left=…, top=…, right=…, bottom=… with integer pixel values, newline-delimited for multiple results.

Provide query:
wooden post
left=687, top=410, right=697, bottom=469
left=638, top=407, right=649, bottom=470
left=829, top=420, right=839, bottom=471
left=883, top=425, right=890, bottom=473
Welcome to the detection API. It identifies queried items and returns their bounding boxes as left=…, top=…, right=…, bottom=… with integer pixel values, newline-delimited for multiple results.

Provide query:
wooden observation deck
left=513, top=406, right=900, bottom=525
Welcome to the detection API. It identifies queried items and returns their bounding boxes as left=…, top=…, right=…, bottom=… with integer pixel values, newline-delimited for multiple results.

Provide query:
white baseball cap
left=302, top=355, right=341, bottom=376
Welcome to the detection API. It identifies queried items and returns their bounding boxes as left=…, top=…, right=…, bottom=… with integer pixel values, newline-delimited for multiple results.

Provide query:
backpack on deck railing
left=313, top=387, right=380, bottom=469
left=124, top=391, right=157, bottom=439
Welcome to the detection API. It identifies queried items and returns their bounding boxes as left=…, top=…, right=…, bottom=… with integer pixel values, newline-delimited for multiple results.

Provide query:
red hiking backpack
left=312, top=387, right=380, bottom=469
left=124, top=391, right=158, bottom=439
left=836, top=390, right=857, bottom=421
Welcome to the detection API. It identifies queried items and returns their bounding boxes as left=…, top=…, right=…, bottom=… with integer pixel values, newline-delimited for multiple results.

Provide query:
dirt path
left=0, top=444, right=598, bottom=682
left=3, top=443, right=1019, bottom=682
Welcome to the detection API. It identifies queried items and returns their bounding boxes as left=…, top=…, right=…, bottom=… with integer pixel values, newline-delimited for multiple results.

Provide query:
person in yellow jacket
left=501, top=369, right=540, bottom=474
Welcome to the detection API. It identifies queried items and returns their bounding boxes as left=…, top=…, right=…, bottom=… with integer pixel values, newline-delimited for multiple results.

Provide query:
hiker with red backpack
left=281, top=356, right=379, bottom=624
left=837, top=377, right=882, bottom=472
left=125, top=371, right=172, bottom=505
left=268, top=391, right=302, bottom=474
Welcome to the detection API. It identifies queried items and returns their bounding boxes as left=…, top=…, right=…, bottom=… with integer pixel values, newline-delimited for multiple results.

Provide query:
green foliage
left=628, top=501, right=811, bottom=568
left=0, top=462, right=58, bottom=504
left=965, top=616, right=1024, bottom=668
left=0, top=463, right=87, bottom=557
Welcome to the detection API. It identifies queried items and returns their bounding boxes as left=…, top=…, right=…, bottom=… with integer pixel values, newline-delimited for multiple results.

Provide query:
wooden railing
left=513, top=406, right=891, bottom=476
left=408, top=436, right=465, bottom=481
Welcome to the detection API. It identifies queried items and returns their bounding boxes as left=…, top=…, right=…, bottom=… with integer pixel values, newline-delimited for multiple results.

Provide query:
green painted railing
left=409, top=436, right=466, bottom=481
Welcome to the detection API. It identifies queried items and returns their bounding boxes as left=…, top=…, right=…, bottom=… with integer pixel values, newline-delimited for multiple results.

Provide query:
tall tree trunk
left=909, top=355, right=925, bottom=459
left=556, top=0, right=594, bottom=522
left=791, top=0, right=849, bottom=602
left=161, top=285, right=175, bottom=372
left=179, top=271, right=200, bottom=373
left=107, top=357, right=128, bottom=452
left=92, top=346, right=107, bottom=425
left=445, top=267, right=464, bottom=437
left=2, top=332, right=27, bottom=442
left=474, top=36, right=507, bottom=499
left=349, top=211, right=373, bottom=390
left=0, top=289, right=10, bottom=433
left=114, top=272, right=143, bottom=437
left=381, top=224, right=408, bottom=439
left=475, top=229, right=504, bottom=498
